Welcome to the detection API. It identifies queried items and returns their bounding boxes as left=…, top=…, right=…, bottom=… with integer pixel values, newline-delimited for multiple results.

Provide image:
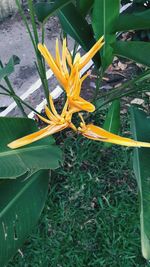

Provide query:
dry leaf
left=131, top=98, right=144, bottom=105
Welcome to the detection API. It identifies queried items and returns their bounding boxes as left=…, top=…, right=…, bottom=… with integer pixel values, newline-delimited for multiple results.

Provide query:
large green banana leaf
left=0, top=170, right=49, bottom=266
left=0, top=117, right=62, bottom=179
left=58, top=3, right=100, bottom=59
left=92, top=0, right=120, bottom=70
left=130, top=106, right=150, bottom=260
left=34, top=0, right=72, bottom=23
left=116, top=9, right=150, bottom=32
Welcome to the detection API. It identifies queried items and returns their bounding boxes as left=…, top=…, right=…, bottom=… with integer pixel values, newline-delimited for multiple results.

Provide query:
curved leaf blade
left=116, top=9, right=150, bottom=32
left=103, top=99, right=120, bottom=148
left=92, top=0, right=120, bottom=70
left=58, top=3, right=101, bottom=67
left=58, top=3, right=93, bottom=50
left=76, top=0, right=94, bottom=16
left=34, top=0, right=72, bottom=23
left=0, top=170, right=49, bottom=266
left=0, top=117, right=62, bottom=179
left=130, top=106, right=150, bottom=260
left=113, top=41, right=150, bottom=67
left=0, top=56, right=20, bottom=81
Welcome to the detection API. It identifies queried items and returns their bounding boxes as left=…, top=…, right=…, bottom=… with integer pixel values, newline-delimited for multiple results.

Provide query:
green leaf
left=113, top=41, right=150, bottom=67
left=92, top=0, right=120, bottom=70
left=103, top=99, right=120, bottom=148
left=0, top=170, right=49, bottom=266
left=58, top=3, right=93, bottom=50
left=0, top=117, right=62, bottom=179
left=76, top=0, right=94, bottom=16
left=58, top=3, right=101, bottom=67
left=0, top=56, right=20, bottom=81
left=34, top=0, right=72, bottom=23
left=130, top=106, right=150, bottom=260
left=116, top=9, right=150, bottom=32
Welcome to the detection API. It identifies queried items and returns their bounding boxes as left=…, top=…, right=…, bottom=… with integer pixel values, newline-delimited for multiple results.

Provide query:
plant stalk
left=16, top=0, right=50, bottom=107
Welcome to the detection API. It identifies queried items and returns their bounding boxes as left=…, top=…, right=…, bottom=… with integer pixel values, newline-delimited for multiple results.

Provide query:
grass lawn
left=8, top=117, right=150, bottom=267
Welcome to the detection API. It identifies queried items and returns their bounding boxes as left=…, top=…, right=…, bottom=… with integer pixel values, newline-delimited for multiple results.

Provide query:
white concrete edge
left=0, top=68, right=53, bottom=117
left=120, top=3, right=132, bottom=13
left=28, top=85, right=63, bottom=118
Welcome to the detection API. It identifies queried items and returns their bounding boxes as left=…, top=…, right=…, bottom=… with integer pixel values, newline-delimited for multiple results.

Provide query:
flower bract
left=7, top=36, right=150, bottom=150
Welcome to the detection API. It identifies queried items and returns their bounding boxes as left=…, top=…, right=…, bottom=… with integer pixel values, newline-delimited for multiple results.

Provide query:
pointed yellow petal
left=69, top=65, right=78, bottom=84
left=45, top=105, right=58, bottom=122
left=62, top=38, right=69, bottom=78
left=69, top=122, right=77, bottom=132
left=8, top=125, right=53, bottom=148
left=55, top=39, right=63, bottom=73
left=37, top=114, right=52, bottom=125
left=74, top=52, right=81, bottom=64
left=38, top=43, right=67, bottom=88
left=81, top=71, right=91, bottom=83
left=8, top=123, right=68, bottom=149
left=80, top=124, right=150, bottom=147
left=61, top=99, right=68, bottom=117
left=72, top=71, right=90, bottom=99
left=70, top=71, right=81, bottom=97
left=66, top=47, right=72, bottom=67
left=49, top=95, right=61, bottom=119
left=79, top=36, right=104, bottom=70
left=69, top=96, right=95, bottom=113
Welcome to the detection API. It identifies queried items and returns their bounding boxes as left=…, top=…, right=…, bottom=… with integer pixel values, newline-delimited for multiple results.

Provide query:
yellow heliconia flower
left=8, top=96, right=76, bottom=149
left=8, top=36, right=150, bottom=150
left=78, top=114, right=150, bottom=148
left=38, top=36, right=104, bottom=113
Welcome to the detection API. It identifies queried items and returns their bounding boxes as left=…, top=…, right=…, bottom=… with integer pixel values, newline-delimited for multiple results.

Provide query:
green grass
left=8, top=132, right=150, bottom=267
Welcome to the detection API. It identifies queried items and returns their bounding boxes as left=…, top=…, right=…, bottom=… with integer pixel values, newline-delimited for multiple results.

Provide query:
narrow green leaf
left=113, top=41, right=150, bottom=67
left=92, top=0, right=120, bottom=70
left=0, top=117, right=62, bottom=179
left=116, top=9, right=150, bottom=32
left=130, top=106, right=150, bottom=260
left=103, top=99, right=120, bottom=148
left=34, top=0, right=72, bottom=23
left=58, top=3, right=101, bottom=67
left=0, top=170, right=49, bottom=266
left=0, top=56, right=20, bottom=81
left=76, top=0, right=94, bottom=16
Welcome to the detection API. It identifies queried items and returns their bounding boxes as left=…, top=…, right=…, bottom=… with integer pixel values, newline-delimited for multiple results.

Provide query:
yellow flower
left=8, top=96, right=76, bottom=149
left=8, top=36, right=150, bottom=150
left=78, top=114, right=150, bottom=148
left=38, top=36, right=104, bottom=113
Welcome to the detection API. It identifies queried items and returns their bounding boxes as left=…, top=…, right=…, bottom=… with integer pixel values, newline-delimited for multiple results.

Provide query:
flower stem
left=16, top=0, right=50, bottom=107
left=0, top=84, right=41, bottom=116
left=92, top=69, right=102, bottom=103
